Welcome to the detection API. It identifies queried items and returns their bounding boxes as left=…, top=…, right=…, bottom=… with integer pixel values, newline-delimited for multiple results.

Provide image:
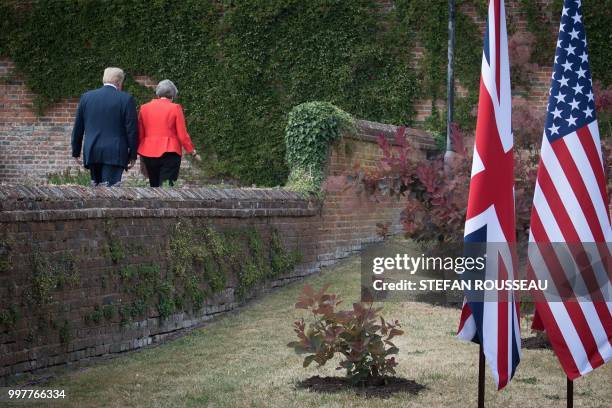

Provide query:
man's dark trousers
left=89, top=164, right=124, bottom=186
left=71, top=84, right=138, bottom=186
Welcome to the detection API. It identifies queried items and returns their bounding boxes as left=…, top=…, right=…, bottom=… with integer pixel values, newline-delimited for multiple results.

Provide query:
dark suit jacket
left=71, top=85, right=138, bottom=169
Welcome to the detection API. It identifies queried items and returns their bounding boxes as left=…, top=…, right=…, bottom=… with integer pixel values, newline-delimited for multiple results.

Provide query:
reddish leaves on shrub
left=288, top=284, right=403, bottom=384
left=353, top=123, right=539, bottom=242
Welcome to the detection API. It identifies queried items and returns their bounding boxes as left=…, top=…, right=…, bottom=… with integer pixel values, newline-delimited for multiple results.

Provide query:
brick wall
left=0, top=58, right=200, bottom=185
left=1, top=1, right=556, bottom=183
left=0, top=121, right=435, bottom=384
left=411, top=0, right=554, bottom=124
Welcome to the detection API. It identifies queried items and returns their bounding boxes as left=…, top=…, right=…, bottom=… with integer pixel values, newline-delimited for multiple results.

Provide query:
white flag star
left=558, top=75, right=570, bottom=87
left=571, top=12, right=582, bottom=24
left=554, top=92, right=567, bottom=104
left=583, top=106, right=593, bottom=118
left=565, top=44, right=576, bottom=55
left=572, top=83, right=584, bottom=94
left=568, top=98, right=580, bottom=111
left=575, top=0, right=582, bottom=7
left=581, top=37, right=587, bottom=46
left=561, top=60, right=573, bottom=71
left=557, top=38, right=563, bottom=48
left=568, top=29, right=580, bottom=41
left=565, top=114, right=577, bottom=127
left=579, top=52, right=588, bottom=63
left=562, top=6, right=569, bottom=16
left=576, top=67, right=587, bottom=78
left=548, top=123, right=560, bottom=135
left=559, top=22, right=566, bottom=32
left=551, top=107, right=563, bottom=119
left=586, top=90, right=594, bottom=101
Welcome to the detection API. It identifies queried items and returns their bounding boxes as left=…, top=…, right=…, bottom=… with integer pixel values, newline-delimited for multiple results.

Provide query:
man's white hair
left=102, top=67, right=125, bottom=86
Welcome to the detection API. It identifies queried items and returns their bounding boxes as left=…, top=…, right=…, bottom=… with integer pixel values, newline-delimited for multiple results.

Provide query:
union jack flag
left=456, top=0, right=521, bottom=390
left=528, top=0, right=611, bottom=380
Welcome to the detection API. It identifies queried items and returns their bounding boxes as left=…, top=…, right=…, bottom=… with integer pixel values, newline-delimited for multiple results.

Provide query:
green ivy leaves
left=285, top=101, right=354, bottom=195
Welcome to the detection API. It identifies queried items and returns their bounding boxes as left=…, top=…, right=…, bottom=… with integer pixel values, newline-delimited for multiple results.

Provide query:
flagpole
left=566, top=377, right=573, bottom=408
left=478, top=343, right=485, bottom=408
left=444, top=0, right=456, bottom=165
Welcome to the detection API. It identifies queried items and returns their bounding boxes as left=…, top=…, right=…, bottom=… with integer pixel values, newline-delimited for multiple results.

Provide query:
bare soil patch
left=296, top=375, right=425, bottom=399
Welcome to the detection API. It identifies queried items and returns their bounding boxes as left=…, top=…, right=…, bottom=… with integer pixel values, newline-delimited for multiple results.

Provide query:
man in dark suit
left=71, top=67, right=138, bottom=186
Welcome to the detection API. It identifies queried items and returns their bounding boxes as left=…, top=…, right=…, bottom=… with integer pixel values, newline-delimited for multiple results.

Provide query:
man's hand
left=127, top=159, right=136, bottom=169
left=73, top=157, right=82, bottom=166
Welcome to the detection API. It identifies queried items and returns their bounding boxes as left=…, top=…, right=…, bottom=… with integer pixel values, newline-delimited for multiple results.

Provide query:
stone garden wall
left=0, top=121, right=435, bottom=384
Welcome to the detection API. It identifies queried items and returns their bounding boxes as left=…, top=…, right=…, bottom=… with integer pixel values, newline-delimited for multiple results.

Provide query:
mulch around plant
left=522, top=335, right=552, bottom=350
left=296, top=376, right=426, bottom=399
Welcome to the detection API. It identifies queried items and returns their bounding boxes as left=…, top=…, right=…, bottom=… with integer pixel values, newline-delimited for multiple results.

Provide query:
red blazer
left=137, top=98, right=195, bottom=158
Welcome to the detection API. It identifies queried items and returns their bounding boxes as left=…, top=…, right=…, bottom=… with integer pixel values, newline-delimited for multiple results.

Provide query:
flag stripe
left=536, top=164, right=580, bottom=242
left=530, top=210, right=607, bottom=368
left=576, top=125, right=609, bottom=223
left=550, top=138, right=605, bottom=241
left=566, top=130, right=611, bottom=236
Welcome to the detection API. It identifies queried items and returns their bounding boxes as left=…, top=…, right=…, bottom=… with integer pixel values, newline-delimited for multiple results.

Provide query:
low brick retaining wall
left=0, top=121, right=434, bottom=384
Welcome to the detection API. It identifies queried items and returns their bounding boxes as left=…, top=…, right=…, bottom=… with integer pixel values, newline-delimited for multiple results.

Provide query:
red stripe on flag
left=497, top=253, right=509, bottom=389
left=458, top=303, right=473, bottom=334
left=495, top=0, right=501, bottom=102
left=537, top=165, right=580, bottom=242
left=527, top=273, right=582, bottom=380
left=551, top=138, right=606, bottom=241
left=530, top=208, right=607, bottom=373
left=576, top=126, right=610, bottom=222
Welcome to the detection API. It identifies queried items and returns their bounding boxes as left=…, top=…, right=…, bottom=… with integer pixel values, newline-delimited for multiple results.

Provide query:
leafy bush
left=288, top=284, right=403, bottom=385
left=354, top=124, right=538, bottom=243
left=285, top=101, right=354, bottom=195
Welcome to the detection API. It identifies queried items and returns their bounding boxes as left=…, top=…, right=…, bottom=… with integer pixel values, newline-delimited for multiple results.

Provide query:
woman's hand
left=191, top=150, right=202, bottom=162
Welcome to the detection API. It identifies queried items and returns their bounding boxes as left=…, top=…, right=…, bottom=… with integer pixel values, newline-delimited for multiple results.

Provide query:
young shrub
left=288, top=284, right=403, bottom=385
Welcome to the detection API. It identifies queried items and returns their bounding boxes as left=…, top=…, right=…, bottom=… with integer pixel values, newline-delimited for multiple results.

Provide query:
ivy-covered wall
left=1, top=0, right=609, bottom=186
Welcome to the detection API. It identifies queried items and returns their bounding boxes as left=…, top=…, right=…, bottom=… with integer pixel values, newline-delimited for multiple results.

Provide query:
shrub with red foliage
left=288, top=284, right=403, bottom=385
left=513, top=97, right=545, bottom=148
left=356, top=124, right=538, bottom=243
left=508, top=32, right=538, bottom=87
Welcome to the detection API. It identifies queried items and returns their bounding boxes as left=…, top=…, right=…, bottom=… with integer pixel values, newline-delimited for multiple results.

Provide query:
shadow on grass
left=522, top=335, right=552, bottom=350
left=296, top=375, right=426, bottom=399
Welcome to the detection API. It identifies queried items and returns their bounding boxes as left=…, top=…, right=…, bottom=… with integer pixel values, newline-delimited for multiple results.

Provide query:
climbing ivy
left=285, top=101, right=355, bottom=195
left=2, top=0, right=419, bottom=186
left=395, top=0, right=482, bottom=132
left=4, top=1, right=605, bottom=181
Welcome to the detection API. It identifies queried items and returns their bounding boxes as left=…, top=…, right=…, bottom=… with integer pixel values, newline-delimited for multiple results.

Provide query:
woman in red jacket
left=137, top=79, right=200, bottom=187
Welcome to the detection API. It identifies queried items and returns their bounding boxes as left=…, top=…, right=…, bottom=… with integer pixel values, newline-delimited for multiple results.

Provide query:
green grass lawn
left=9, top=240, right=610, bottom=408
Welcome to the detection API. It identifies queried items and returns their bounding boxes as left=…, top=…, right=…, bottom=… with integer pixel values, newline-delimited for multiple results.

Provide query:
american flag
left=456, top=0, right=521, bottom=390
left=528, top=0, right=611, bottom=380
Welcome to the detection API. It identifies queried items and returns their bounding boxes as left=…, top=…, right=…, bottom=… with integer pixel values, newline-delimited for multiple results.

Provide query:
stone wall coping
left=350, top=119, right=438, bottom=151
left=0, top=185, right=319, bottom=219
